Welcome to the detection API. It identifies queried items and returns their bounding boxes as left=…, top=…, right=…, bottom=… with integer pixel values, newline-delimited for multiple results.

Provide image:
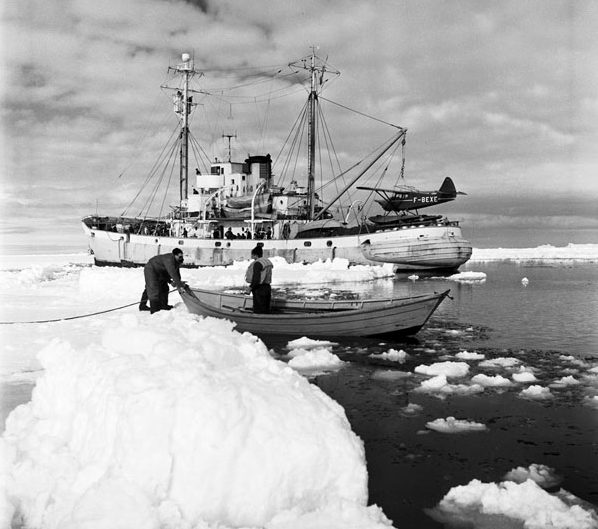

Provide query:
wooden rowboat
left=180, top=287, right=450, bottom=338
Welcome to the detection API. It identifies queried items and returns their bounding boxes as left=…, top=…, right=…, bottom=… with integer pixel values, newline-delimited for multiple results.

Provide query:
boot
left=150, top=300, right=162, bottom=314
left=139, top=303, right=150, bottom=312
left=161, top=304, right=173, bottom=310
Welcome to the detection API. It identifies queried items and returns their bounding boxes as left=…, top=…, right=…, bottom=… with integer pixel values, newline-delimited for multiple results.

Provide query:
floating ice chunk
left=455, top=350, right=485, bottom=360
left=415, top=361, right=470, bottom=378
left=471, top=374, right=512, bottom=387
left=479, top=357, right=521, bottom=368
left=431, top=478, right=598, bottom=529
left=426, top=416, right=488, bottom=433
left=550, top=375, right=581, bottom=387
left=585, top=395, right=598, bottom=408
left=520, top=385, right=553, bottom=399
left=447, top=271, right=487, bottom=283
left=420, top=374, right=448, bottom=389
left=371, top=369, right=411, bottom=381
left=558, top=355, right=589, bottom=368
left=288, top=348, right=344, bottom=370
left=401, top=403, right=423, bottom=415
left=407, top=274, right=419, bottom=281
left=369, top=348, right=408, bottom=362
left=287, top=337, right=338, bottom=350
left=512, top=371, right=538, bottom=383
left=521, top=277, right=529, bottom=286
left=503, top=464, right=562, bottom=489
left=416, top=375, right=484, bottom=397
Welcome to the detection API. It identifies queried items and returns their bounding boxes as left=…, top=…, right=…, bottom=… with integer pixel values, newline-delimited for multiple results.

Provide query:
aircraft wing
left=357, top=186, right=411, bottom=195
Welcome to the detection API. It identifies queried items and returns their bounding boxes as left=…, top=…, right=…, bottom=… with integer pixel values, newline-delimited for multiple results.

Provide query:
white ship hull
left=82, top=221, right=472, bottom=271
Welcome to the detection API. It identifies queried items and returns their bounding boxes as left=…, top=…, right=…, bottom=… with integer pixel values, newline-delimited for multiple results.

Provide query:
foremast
left=163, top=53, right=202, bottom=212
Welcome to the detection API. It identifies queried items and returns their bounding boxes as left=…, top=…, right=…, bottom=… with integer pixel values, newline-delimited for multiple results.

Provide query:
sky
left=1, top=0, right=598, bottom=252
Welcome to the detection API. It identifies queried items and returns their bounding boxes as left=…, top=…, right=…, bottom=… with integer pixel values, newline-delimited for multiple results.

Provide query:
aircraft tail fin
left=439, top=177, right=466, bottom=196
left=439, top=177, right=456, bottom=196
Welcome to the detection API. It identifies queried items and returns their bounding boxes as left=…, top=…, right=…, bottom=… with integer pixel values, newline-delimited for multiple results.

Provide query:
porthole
left=178, top=240, right=184, bottom=245
left=304, top=241, right=312, bottom=247
left=215, top=241, right=221, bottom=247
left=326, top=240, right=333, bottom=247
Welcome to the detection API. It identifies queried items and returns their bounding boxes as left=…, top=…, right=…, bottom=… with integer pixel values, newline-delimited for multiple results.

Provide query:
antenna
left=222, top=133, right=237, bottom=162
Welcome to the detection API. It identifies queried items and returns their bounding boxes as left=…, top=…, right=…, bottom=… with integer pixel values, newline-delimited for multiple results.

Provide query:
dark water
left=264, top=262, right=598, bottom=527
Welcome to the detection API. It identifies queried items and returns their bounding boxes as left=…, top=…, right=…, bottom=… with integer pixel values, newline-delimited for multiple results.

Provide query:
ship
left=82, top=51, right=472, bottom=271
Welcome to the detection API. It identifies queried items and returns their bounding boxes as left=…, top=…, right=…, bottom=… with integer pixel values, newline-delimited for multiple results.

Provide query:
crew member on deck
left=245, top=245, right=273, bottom=314
left=139, top=248, right=186, bottom=314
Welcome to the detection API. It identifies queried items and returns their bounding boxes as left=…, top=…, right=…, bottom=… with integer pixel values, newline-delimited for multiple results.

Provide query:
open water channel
left=265, top=261, right=598, bottom=527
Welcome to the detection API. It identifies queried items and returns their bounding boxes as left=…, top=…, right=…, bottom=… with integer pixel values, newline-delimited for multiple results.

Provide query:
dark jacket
left=145, top=253, right=184, bottom=288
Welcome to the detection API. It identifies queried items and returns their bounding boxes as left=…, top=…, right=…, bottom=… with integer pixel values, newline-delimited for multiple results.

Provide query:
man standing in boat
left=139, top=248, right=187, bottom=314
left=245, top=245, right=273, bottom=313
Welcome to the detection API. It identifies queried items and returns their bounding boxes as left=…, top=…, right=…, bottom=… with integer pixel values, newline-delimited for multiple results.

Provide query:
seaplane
left=358, top=177, right=466, bottom=213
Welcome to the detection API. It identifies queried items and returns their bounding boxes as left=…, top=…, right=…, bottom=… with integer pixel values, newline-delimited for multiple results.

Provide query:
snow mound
left=1, top=312, right=385, bottom=529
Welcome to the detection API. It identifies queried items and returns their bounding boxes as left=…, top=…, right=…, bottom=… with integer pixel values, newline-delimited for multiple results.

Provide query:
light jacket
left=245, top=257, right=273, bottom=288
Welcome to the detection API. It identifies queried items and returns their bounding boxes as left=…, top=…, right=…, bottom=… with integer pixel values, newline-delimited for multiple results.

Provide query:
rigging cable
left=319, top=95, right=404, bottom=130
left=121, top=124, right=180, bottom=216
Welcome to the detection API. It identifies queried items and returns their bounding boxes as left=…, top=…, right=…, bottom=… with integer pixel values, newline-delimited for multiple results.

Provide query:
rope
left=0, top=290, right=179, bottom=325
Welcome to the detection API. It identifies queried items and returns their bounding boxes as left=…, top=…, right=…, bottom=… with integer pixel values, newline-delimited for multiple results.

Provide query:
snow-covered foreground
left=1, top=248, right=597, bottom=528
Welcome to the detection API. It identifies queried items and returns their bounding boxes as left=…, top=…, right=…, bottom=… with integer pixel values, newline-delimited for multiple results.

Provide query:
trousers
left=251, top=284, right=271, bottom=313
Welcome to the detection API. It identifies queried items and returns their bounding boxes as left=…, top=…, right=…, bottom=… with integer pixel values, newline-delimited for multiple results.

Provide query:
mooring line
left=0, top=301, right=140, bottom=325
left=0, top=289, right=181, bottom=325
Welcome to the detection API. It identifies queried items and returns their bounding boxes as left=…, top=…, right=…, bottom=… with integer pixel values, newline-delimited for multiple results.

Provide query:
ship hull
left=82, top=220, right=472, bottom=271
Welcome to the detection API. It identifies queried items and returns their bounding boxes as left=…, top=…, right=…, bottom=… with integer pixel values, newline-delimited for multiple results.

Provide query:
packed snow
left=1, top=311, right=390, bottom=529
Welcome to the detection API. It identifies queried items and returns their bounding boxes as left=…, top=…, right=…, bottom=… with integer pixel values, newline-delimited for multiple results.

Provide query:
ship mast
left=165, top=53, right=202, bottom=211
left=290, top=48, right=340, bottom=219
